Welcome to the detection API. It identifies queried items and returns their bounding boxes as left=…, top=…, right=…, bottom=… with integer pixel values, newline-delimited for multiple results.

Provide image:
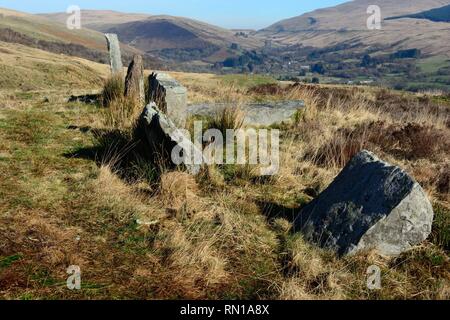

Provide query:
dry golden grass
left=101, top=73, right=125, bottom=107
left=185, top=81, right=449, bottom=300
left=91, top=166, right=155, bottom=222
left=102, top=95, right=143, bottom=130
left=0, top=49, right=448, bottom=300
left=205, top=106, right=245, bottom=136
left=100, top=73, right=145, bottom=130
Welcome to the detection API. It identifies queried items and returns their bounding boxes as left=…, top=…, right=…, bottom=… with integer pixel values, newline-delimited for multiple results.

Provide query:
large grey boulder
left=104, top=33, right=123, bottom=74
left=125, top=55, right=145, bottom=106
left=187, top=100, right=305, bottom=126
left=136, top=103, right=204, bottom=175
left=148, top=73, right=188, bottom=127
left=294, top=150, right=434, bottom=256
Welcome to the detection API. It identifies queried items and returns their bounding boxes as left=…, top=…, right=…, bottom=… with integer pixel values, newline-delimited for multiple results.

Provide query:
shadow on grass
left=256, top=200, right=307, bottom=277
left=68, top=94, right=101, bottom=105
left=257, top=201, right=301, bottom=223
left=64, top=126, right=162, bottom=185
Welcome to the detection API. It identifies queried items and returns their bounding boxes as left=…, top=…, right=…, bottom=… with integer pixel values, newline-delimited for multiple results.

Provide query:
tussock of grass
left=101, top=74, right=124, bottom=108
left=208, top=106, right=245, bottom=135
left=101, top=74, right=144, bottom=130
left=102, top=95, right=143, bottom=130
left=90, top=166, right=152, bottom=222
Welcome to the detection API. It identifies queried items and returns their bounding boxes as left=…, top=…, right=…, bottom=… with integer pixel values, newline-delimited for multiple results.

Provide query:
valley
left=34, top=1, right=450, bottom=92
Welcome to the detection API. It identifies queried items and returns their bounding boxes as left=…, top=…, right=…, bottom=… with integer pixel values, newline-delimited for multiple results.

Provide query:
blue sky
left=0, top=0, right=347, bottom=29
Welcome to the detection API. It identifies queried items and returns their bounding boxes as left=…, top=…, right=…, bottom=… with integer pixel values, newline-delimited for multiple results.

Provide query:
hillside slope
left=108, top=16, right=263, bottom=63
left=0, top=40, right=108, bottom=91
left=258, top=0, right=450, bottom=56
left=41, top=10, right=264, bottom=63
left=40, top=10, right=152, bottom=32
left=0, top=8, right=165, bottom=68
left=0, top=7, right=107, bottom=51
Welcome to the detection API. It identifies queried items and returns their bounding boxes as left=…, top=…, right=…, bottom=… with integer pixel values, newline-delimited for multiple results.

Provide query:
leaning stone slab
left=148, top=73, right=188, bottom=127
left=294, top=150, right=434, bottom=256
left=125, top=55, right=145, bottom=106
left=136, top=103, right=204, bottom=175
left=105, top=33, right=123, bottom=74
left=187, top=100, right=305, bottom=126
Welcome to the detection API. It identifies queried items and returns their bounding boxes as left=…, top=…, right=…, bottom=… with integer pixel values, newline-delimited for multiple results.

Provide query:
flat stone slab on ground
left=187, top=100, right=305, bottom=126
left=293, top=150, right=434, bottom=256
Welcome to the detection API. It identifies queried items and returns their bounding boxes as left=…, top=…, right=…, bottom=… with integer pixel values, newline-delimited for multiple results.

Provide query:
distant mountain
left=386, top=4, right=450, bottom=23
left=41, top=10, right=264, bottom=63
left=3, top=3, right=450, bottom=84
left=257, top=0, right=450, bottom=57
left=104, top=15, right=263, bottom=62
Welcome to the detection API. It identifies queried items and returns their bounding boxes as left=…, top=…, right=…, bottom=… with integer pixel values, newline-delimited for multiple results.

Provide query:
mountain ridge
left=39, top=10, right=153, bottom=31
left=39, top=10, right=263, bottom=63
left=257, top=0, right=450, bottom=57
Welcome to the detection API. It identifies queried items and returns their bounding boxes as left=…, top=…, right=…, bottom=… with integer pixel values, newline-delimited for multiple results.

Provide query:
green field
left=417, top=56, right=450, bottom=74
left=219, top=74, right=277, bottom=88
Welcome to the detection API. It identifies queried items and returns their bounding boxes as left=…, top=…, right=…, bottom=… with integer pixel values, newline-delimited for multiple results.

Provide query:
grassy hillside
left=0, top=41, right=107, bottom=91
left=40, top=10, right=153, bottom=32
left=0, top=8, right=107, bottom=51
left=18, top=6, right=450, bottom=91
left=41, top=10, right=264, bottom=64
left=257, top=0, right=450, bottom=57
left=0, top=7, right=164, bottom=68
left=0, top=44, right=449, bottom=299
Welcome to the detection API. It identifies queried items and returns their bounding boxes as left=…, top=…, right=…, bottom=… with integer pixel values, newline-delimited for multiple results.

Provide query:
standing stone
left=136, top=103, right=204, bottom=175
left=104, top=33, right=123, bottom=74
left=125, top=55, right=145, bottom=106
left=148, top=73, right=188, bottom=127
left=294, top=150, right=434, bottom=256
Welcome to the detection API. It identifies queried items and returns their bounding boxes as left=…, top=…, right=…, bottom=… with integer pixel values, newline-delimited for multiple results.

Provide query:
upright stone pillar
left=125, top=55, right=145, bottom=106
left=105, top=33, right=123, bottom=74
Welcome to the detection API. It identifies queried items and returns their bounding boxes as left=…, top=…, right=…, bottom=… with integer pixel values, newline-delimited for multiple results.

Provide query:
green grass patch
left=431, top=204, right=450, bottom=251
left=417, top=56, right=450, bottom=74
left=431, top=95, right=450, bottom=106
left=0, top=254, right=22, bottom=270
left=218, top=74, right=277, bottom=88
